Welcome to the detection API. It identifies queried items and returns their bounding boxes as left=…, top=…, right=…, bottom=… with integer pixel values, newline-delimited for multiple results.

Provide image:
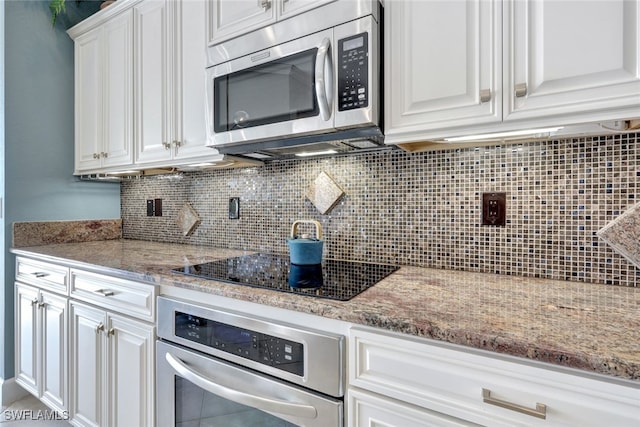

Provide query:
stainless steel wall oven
left=156, top=296, right=345, bottom=426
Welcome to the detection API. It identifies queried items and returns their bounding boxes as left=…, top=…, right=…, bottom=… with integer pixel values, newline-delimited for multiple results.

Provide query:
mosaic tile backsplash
left=121, top=133, right=640, bottom=287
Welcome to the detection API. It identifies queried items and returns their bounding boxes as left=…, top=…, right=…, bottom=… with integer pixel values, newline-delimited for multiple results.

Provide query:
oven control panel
left=175, top=312, right=304, bottom=376
left=337, top=32, right=369, bottom=111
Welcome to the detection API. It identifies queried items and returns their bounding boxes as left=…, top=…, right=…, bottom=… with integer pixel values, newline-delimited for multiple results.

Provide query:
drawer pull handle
left=31, top=298, right=39, bottom=306
left=93, top=289, right=114, bottom=297
left=96, top=323, right=105, bottom=334
left=482, top=388, right=546, bottom=419
left=32, top=272, right=50, bottom=278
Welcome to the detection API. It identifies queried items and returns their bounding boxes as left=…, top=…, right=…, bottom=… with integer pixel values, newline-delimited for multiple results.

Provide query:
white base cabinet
left=15, top=283, right=68, bottom=415
left=69, top=302, right=154, bottom=427
left=349, top=327, right=640, bottom=427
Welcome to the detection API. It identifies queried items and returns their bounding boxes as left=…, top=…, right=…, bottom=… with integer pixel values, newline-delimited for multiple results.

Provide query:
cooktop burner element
left=171, top=253, right=399, bottom=301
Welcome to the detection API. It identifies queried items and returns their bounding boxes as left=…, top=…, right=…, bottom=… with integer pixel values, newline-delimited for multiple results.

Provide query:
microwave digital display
left=343, top=36, right=364, bottom=52
left=337, top=32, right=369, bottom=111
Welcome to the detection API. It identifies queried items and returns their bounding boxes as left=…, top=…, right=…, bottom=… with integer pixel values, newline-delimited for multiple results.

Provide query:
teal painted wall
left=2, top=1, right=120, bottom=380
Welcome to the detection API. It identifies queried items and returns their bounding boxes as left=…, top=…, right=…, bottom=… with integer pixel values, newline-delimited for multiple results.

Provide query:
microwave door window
left=214, top=49, right=319, bottom=133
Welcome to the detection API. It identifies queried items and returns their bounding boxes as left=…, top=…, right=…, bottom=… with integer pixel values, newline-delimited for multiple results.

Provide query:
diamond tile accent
left=305, top=171, right=345, bottom=215
left=597, top=202, right=640, bottom=269
left=176, top=204, right=201, bottom=236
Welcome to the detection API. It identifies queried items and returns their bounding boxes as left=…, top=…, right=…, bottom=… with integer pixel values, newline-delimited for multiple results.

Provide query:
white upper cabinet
left=505, top=0, right=640, bottom=123
left=207, top=0, right=276, bottom=45
left=73, top=10, right=134, bottom=173
left=385, top=0, right=640, bottom=146
left=384, top=0, right=502, bottom=142
left=135, top=0, right=215, bottom=166
left=207, top=0, right=335, bottom=45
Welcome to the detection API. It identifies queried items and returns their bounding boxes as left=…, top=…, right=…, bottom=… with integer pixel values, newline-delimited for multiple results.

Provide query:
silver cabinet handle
left=165, top=353, right=318, bottom=419
left=260, top=0, right=271, bottom=10
left=31, top=298, right=39, bottom=306
left=314, top=38, right=333, bottom=122
left=482, top=388, right=546, bottom=419
left=93, top=289, right=114, bottom=297
left=96, top=323, right=105, bottom=334
left=107, top=328, right=115, bottom=337
left=93, top=153, right=100, bottom=159
left=480, top=89, right=492, bottom=103
left=37, top=302, right=46, bottom=309
left=162, top=142, right=171, bottom=150
left=515, top=83, right=528, bottom=98
left=32, top=272, right=50, bottom=278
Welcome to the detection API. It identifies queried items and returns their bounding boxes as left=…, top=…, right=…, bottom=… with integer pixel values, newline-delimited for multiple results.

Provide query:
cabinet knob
left=93, top=153, right=100, bottom=159
left=479, top=89, right=492, bottom=103
left=96, top=323, right=105, bottom=334
left=31, top=298, right=39, bottom=306
left=515, top=83, right=528, bottom=98
left=101, top=152, right=108, bottom=158
left=37, top=302, right=46, bottom=309
left=261, top=0, right=271, bottom=10
left=163, top=142, right=171, bottom=150
left=107, top=328, right=115, bottom=337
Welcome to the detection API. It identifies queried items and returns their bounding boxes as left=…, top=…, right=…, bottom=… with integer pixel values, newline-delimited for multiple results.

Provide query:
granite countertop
left=11, top=239, right=640, bottom=382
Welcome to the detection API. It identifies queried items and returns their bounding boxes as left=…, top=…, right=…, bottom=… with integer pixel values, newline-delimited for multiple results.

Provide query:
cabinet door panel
left=135, top=0, right=172, bottom=165
left=506, top=0, right=640, bottom=122
left=279, top=0, right=336, bottom=19
left=70, top=302, right=105, bottom=427
left=15, top=283, right=39, bottom=395
left=385, top=0, right=501, bottom=143
left=108, top=315, right=154, bottom=427
left=349, top=388, right=480, bottom=427
left=208, top=0, right=276, bottom=45
left=174, top=0, right=215, bottom=161
left=102, top=10, right=134, bottom=168
left=74, top=29, right=103, bottom=172
left=40, top=291, right=68, bottom=413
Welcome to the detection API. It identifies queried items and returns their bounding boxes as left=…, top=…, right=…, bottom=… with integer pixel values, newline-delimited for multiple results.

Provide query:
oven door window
left=176, top=376, right=297, bottom=426
left=214, top=49, right=319, bottom=132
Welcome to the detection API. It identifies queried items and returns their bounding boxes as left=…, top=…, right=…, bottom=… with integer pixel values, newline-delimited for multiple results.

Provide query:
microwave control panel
left=175, top=311, right=304, bottom=376
left=337, top=32, right=369, bottom=111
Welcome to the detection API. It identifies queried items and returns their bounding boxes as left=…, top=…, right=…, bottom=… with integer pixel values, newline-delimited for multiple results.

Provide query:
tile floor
left=0, top=395, right=70, bottom=426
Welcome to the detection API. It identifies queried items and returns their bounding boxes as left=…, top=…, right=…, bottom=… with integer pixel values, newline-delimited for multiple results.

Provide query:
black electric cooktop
left=171, top=253, right=399, bottom=301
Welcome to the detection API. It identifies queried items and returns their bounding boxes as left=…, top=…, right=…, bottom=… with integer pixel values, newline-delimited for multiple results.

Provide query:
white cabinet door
left=39, top=291, right=68, bottom=413
left=384, top=0, right=502, bottom=144
left=134, top=0, right=172, bottom=165
left=107, top=315, right=155, bottom=427
left=101, top=10, right=135, bottom=169
left=207, top=0, right=276, bottom=45
left=279, top=0, right=335, bottom=19
left=136, top=0, right=213, bottom=166
left=15, top=283, right=39, bottom=395
left=70, top=302, right=106, bottom=427
left=349, top=388, right=481, bottom=427
left=74, top=28, right=103, bottom=172
left=505, top=0, right=640, bottom=123
left=72, top=9, right=134, bottom=173
left=173, top=0, right=215, bottom=161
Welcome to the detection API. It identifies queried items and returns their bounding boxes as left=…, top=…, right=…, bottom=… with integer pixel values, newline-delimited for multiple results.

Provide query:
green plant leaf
left=49, top=0, right=66, bottom=26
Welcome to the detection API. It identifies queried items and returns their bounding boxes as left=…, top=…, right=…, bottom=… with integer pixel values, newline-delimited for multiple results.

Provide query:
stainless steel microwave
left=205, top=0, right=383, bottom=159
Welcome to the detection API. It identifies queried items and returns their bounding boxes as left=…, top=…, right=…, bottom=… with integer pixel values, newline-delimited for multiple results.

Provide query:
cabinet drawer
left=16, top=257, right=68, bottom=294
left=70, top=270, right=156, bottom=322
left=350, top=327, right=640, bottom=427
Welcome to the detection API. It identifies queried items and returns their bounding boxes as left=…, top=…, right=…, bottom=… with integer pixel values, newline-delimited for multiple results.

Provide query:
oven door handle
left=165, top=352, right=318, bottom=419
left=315, top=37, right=333, bottom=122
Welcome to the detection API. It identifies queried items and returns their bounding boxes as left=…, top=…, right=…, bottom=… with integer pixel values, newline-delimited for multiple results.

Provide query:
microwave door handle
left=314, top=38, right=333, bottom=121
left=165, top=352, right=318, bottom=419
